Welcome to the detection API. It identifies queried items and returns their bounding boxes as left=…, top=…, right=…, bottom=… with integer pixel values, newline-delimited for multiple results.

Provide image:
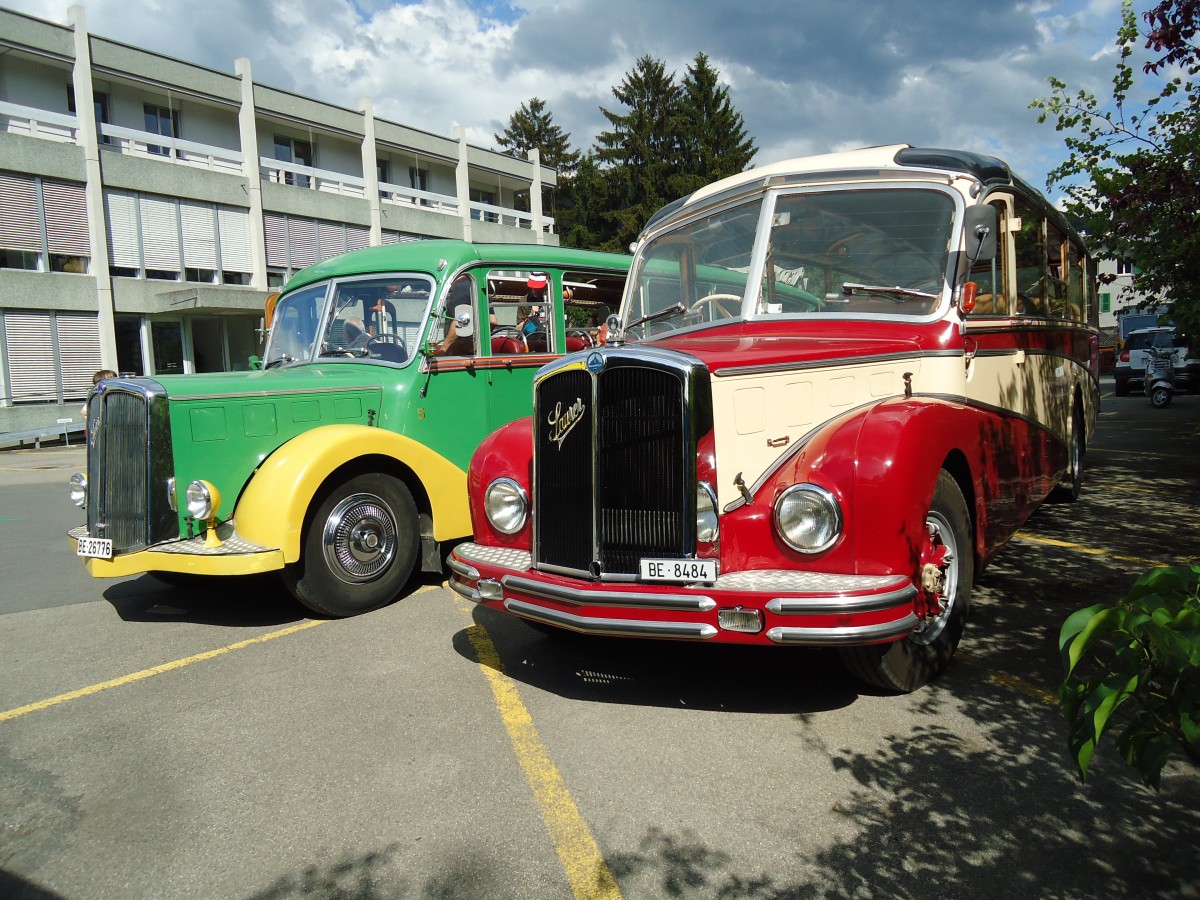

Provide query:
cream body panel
left=710, top=354, right=965, bottom=509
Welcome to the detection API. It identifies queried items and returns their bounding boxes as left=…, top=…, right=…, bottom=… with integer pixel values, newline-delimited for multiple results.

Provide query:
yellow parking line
left=0, top=619, right=328, bottom=724
left=956, top=652, right=1057, bottom=706
left=1012, top=532, right=1168, bottom=569
left=458, top=598, right=623, bottom=900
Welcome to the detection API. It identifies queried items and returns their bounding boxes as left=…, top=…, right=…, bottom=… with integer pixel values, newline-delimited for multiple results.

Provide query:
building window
left=185, top=267, right=218, bottom=283
left=1100, top=292, right=1112, bottom=313
left=470, top=187, right=498, bottom=223
left=143, top=103, right=180, bottom=156
left=274, top=136, right=313, bottom=188
left=1116, top=259, right=1134, bottom=275
left=67, top=86, right=110, bottom=144
left=0, top=249, right=40, bottom=271
left=410, top=166, right=429, bottom=205
left=377, top=160, right=390, bottom=185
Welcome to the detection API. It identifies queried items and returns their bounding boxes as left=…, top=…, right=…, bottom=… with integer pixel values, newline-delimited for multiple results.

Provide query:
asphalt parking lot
left=1, top=380, right=1198, bottom=900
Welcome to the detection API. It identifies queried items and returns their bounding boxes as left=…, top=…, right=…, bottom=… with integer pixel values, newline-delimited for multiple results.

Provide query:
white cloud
left=4, top=0, right=1137, bottom=203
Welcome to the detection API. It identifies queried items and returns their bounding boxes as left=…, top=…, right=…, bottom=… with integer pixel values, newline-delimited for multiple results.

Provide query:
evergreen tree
left=595, top=56, right=684, bottom=251
left=674, top=52, right=757, bottom=197
left=494, top=97, right=580, bottom=173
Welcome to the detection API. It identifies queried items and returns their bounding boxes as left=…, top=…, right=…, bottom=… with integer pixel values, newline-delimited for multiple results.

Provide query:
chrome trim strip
left=766, top=614, right=918, bottom=645
left=502, top=574, right=717, bottom=611
left=446, top=555, right=479, bottom=581
left=505, top=599, right=718, bottom=640
left=713, top=350, right=945, bottom=378
left=764, top=583, right=917, bottom=615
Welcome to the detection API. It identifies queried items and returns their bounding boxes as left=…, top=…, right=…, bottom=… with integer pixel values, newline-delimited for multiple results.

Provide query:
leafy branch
left=1059, top=565, right=1200, bottom=789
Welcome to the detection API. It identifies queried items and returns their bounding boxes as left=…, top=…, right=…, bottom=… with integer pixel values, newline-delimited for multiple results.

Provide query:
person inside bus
left=520, top=272, right=549, bottom=351
left=343, top=317, right=371, bottom=352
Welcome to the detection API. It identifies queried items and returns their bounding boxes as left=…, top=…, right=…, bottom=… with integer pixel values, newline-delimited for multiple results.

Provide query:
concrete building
left=0, top=4, right=556, bottom=441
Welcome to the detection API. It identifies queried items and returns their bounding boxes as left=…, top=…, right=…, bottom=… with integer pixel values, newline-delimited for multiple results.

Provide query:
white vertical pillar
left=454, top=125, right=471, bottom=243
left=359, top=97, right=382, bottom=246
left=527, top=147, right=545, bottom=245
left=235, top=58, right=268, bottom=290
left=68, top=4, right=117, bottom=371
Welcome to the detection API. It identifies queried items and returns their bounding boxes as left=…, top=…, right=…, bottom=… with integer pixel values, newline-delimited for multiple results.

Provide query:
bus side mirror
left=964, top=205, right=998, bottom=262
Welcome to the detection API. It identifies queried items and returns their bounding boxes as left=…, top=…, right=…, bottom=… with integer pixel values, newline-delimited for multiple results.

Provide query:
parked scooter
left=1144, top=345, right=1176, bottom=408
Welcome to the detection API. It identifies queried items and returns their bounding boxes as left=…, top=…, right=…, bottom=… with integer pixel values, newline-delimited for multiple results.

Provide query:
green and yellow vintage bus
left=68, top=240, right=630, bottom=616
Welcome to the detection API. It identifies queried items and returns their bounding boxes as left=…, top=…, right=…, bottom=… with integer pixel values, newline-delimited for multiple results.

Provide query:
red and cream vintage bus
left=448, top=145, right=1100, bottom=691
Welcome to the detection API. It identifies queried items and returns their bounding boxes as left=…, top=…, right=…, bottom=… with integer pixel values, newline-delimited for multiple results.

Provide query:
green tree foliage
left=673, top=52, right=758, bottom=198
left=494, top=97, right=580, bottom=217
left=1059, top=566, right=1200, bottom=789
left=495, top=55, right=757, bottom=252
left=595, top=55, right=685, bottom=251
left=494, top=96, right=581, bottom=174
left=1032, top=0, right=1200, bottom=334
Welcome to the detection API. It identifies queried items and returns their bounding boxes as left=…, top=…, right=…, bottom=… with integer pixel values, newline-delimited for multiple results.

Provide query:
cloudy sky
left=8, top=0, right=1161, bottom=203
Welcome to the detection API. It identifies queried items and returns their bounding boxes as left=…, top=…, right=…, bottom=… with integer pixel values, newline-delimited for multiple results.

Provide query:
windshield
left=625, top=186, right=956, bottom=337
left=762, top=188, right=954, bottom=317
left=264, top=275, right=433, bottom=367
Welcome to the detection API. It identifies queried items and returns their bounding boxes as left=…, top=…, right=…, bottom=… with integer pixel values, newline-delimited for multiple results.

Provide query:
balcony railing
left=260, top=158, right=367, bottom=197
left=379, top=180, right=459, bottom=216
left=0, top=100, right=79, bottom=142
left=469, top=199, right=555, bottom=233
left=0, top=100, right=553, bottom=233
left=99, top=122, right=244, bottom=173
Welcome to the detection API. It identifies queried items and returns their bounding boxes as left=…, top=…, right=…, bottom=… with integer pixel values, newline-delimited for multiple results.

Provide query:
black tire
left=1114, top=378, right=1129, bottom=396
left=839, top=470, right=973, bottom=693
left=1150, top=386, right=1172, bottom=408
left=281, top=473, right=419, bottom=617
left=1049, top=404, right=1084, bottom=503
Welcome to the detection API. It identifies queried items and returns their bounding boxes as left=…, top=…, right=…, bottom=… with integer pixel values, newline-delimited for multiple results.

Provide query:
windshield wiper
left=264, top=354, right=295, bottom=369
left=625, top=302, right=687, bottom=331
left=839, top=282, right=938, bottom=302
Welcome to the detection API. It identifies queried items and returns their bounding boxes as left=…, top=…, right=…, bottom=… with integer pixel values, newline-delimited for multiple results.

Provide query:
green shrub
left=1059, top=565, right=1200, bottom=789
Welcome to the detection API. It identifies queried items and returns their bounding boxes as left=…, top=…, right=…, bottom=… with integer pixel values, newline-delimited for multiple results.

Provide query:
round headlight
left=484, top=477, right=528, bottom=535
left=774, top=483, right=842, bottom=554
left=185, top=480, right=221, bottom=520
left=696, top=481, right=719, bottom=544
left=69, top=472, right=87, bottom=508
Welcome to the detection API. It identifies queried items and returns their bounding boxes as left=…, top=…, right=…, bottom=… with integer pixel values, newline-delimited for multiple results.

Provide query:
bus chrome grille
left=533, top=353, right=703, bottom=578
left=86, top=382, right=175, bottom=554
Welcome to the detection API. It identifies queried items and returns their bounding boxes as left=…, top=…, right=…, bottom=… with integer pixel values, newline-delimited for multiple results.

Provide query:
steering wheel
left=565, top=328, right=596, bottom=349
left=525, top=329, right=550, bottom=353
left=688, top=292, right=742, bottom=320
left=367, top=332, right=407, bottom=363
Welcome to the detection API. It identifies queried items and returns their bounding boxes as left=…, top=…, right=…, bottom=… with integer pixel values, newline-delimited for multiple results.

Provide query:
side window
left=1066, top=240, right=1086, bottom=322
left=1045, top=222, right=1069, bottom=318
left=433, top=274, right=478, bottom=357
left=563, top=269, right=626, bottom=349
left=971, top=199, right=1008, bottom=315
left=485, top=270, right=555, bottom=354
left=1013, top=196, right=1046, bottom=317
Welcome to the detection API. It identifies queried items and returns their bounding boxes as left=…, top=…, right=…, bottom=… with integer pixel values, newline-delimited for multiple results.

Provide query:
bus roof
left=282, top=240, right=630, bottom=294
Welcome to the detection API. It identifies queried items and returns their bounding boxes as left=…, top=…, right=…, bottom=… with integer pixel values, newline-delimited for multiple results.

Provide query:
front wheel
left=839, top=470, right=973, bottom=692
left=281, top=473, right=419, bottom=617
left=1150, top=386, right=1173, bottom=408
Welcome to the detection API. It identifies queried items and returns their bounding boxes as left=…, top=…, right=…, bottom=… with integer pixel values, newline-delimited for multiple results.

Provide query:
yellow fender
left=234, top=424, right=469, bottom=563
